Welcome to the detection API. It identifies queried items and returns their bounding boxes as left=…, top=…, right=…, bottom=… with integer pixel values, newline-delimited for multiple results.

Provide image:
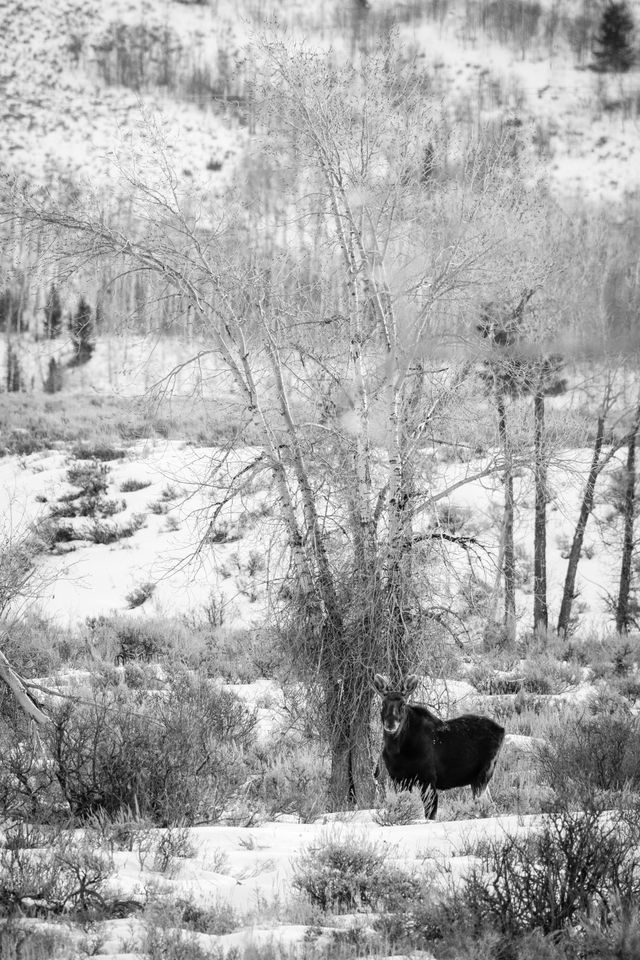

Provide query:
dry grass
left=0, top=393, right=250, bottom=456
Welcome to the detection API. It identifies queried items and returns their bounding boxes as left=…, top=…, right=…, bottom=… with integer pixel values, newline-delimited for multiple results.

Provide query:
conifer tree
left=6, top=343, right=23, bottom=392
left=593, top=1, right=636, bottom=72
left=43, top=284, right=62, bottom=339
left=69, top=296, right=95, bottom=365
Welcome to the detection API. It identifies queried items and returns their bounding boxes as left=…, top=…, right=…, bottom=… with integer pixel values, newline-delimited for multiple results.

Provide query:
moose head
left=373, top=673, right=419, bottom=736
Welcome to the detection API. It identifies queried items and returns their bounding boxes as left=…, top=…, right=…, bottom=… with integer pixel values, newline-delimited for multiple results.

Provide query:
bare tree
left=615, top=390, right=640, bottom=633
left=557, top=379, right=640, bottom=638
left=530, top=355, right=566, bottom=635
left=5, top=40, right=555, bottom=807
left=477, top=290, right=535, bottom=645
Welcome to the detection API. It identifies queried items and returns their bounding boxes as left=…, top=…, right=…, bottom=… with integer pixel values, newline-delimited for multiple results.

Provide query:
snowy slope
left=0, top=434, right=629, bottom=635
left=3, top=0, right=640, bottom=201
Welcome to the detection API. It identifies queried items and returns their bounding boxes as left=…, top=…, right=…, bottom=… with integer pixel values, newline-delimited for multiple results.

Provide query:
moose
left=373, top=673, right=505, bottom=820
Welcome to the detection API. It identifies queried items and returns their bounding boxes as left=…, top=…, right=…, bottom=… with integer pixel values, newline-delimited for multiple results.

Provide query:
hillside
left=3, top=0, right=640, bottom=201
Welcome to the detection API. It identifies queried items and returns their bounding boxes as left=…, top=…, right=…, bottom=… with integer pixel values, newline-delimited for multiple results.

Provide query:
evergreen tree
left=44, top=284, right=62, bottom=339
left=6, top=344, right=23, bottom=392
left=0, top=288, right=22, bottom=333
left=69, top=296, right=96, bottom=366
left=43, top=357, right=64, bottom=394
left=593, top=1, right=636, bottom=72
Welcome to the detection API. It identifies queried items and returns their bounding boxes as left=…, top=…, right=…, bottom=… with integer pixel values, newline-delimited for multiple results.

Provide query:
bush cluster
left=538, top=704, right=640, bottom=798
left=291, top=796, right=640, bottom=958
left=462, top=799, right=640, bottom=938
left=247, top=739, right=329, bottom=822
left=0, top=825, right=114, bottom=916
left=50, top=672, right=256, bottom=823
left=0, top=672, right=257, bottom=826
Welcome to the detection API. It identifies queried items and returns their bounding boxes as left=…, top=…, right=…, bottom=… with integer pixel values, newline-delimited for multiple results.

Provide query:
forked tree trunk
left=616, top=417, right=638, bottom=634
left=533, top=391, right=548, bottom=634
left=557, top=414, right=605, bottom=638
left=497, top=391, right=516, bottom=644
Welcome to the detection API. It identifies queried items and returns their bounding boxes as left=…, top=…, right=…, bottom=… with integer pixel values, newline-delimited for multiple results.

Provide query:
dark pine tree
left=44, top=284, right=63, bottom=339
left=69, top=296, right=96, bottom=366
left=6, top=343, right=23, bottom=392
left=593, top=1, right=636, bottom=72
left=44, top=357, right=64, bottom=394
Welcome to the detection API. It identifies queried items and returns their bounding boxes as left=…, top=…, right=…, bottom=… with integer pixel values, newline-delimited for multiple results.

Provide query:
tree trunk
left=485, top=510, right=506, bottom=635
left=497, top=391, right=516, bottom=644
left=326, top=675, right=375, bottom=810
left=616, top=420, right=638, bottom=634
left=557, top=414, right=605, bottom=638
left=0, top=648, right=51, bottom=726
left=533, top=391, right=548, bottom=634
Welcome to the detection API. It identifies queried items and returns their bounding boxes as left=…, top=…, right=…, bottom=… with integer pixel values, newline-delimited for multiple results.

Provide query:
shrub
left=126, top=581, right=156, bottom=609
left=153, top=825, right=196, bottom=874
left=0, top=528, right=48, bottom=620
left=83, top=520, right=124, bottom=544
left=0, top=614, right=82, bottom=677
left=579, top=905, right=640, bottom=959
left=114, top=620, right=168, bottom=662
left=50, top=497, right=125, bottom=519
left=121, top=477, right=151, bottom=492
left=45, top=521, right=77, bottom=545
left=177, top=898, right=239, bottom=935
left=85, top=613, right=199, bottom=664
left=50, top=673, right=257, bottom=824
left=0, top=733, right=65, bottom=823
left=200, top=626, right=284, bottom=682
left=538, top=706, right=640, bottom=798
left=206, top=523, right=241, bottom=544
left=293, top=832, right=386, bottom=911
left=71, top=443, right=126, bottom=462
left=293, top=832, right=420, bottom=913
left=374, top=787, right=425, bottom=826
left=0, top=920, right=68, bottom=959
left=83, top=513, right=146, bottom=543
left=87, top=808, right=155, bottom=854
left=461, top=798, right=640, bottom=936
left=145, top=921, right=212, bottom=960
left=66, top=458, right=109, bottom=497
left=247, top=741, right=329, bottom=822
left=0, top=831, right=114, bottom=915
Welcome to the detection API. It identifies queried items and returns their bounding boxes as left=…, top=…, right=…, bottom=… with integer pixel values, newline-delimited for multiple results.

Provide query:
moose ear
left=403, top=674, right=419, bottom=695
left=373, top=674, right=388, bottom=695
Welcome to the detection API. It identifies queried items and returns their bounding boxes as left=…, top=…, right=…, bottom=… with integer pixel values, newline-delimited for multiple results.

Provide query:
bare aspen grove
left=2, top=0, right=640, bottom=957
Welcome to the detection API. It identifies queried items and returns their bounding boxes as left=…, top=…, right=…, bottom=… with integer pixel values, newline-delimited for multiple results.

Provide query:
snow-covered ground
left=2, top=809, right=544, bottom=957
left=0, top=430, right=627, bottom=635
left=1, top=439, right=274, bottom=626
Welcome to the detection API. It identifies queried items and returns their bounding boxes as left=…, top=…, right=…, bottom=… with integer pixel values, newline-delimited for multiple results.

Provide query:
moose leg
left=420, top=782, right=438, bottom=820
